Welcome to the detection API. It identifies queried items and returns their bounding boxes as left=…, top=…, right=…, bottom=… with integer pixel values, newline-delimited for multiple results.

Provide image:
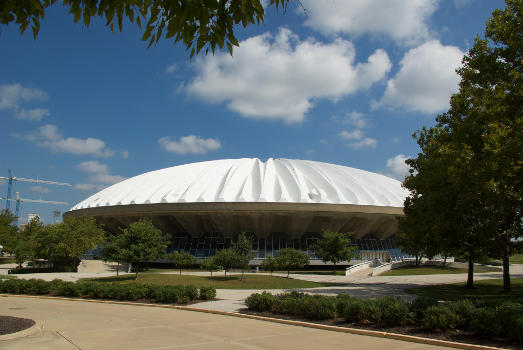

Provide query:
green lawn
left=406, top=278, right=523, bottom=304
left=87, top=273, right=339, bottom=289
left=379, top=265, right=499, bottom=276
left=509, top=253, right=522, bottom=264
left=0, top=257, right=15, bottom=265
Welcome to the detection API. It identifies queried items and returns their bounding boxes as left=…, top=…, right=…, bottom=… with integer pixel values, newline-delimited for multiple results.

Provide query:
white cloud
left=339, top=129, right=377, bottom=149
left=0, top=83, right=49, bottom=121
left=349, top=137, right=377, bottom=149
left=121, top=151, right=129, bottom=159
left=165, top=63, right=178, bottom=73
left=74, top=183, right=106, bottom=192
left=75, top=160, right=125, bottom=191
left=14, top=108, right=50, bottom=121
left=299, top=0, right=438, bottom=45
left=30, top=185, right=50, bottom=194
left=339, top=129, right=363, bottom=140
left=344, top=111, right=368, bottom=128
left=25, top=124, right=114, bottom=158
left=376, top=40, right=464, bottom=114
left=186, top=28, right=391, bottom=123
left=158, top=135, right=221, bottom=155
left=385, top=154, right=411, bottom=180
left=76, top=160, right=109, bottom=174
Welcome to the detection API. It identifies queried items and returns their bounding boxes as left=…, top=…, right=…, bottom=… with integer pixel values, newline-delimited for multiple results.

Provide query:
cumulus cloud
left=339, top=130, right=363, bottom=140
left=0, top=83, right=50, bottom=121
left=121, top=151, right=129, bottom=159
left=299, top=0, right=438, bottom=45
left=24, top=124, right=114, bottom=158
left=158, top=135, right=221, bottom=155
left=376, top=40, right=464, bottom=114
left=165, top=63, right=178, bottom=73
left=186, top=28, right=391, bottom=123
left=74, top=183, right=106, bottom=192
left=75, top=160, right=125, bottom=192
left=30, top=185, right=50, bottom=194
left=339, top=130, right=377, bottom=149
left=385, top=154, right=411, bottom=180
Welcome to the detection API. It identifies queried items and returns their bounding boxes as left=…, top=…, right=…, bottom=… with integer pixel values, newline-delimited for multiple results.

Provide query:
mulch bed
left=0, top=316, right=35, bottom=335
left=240, top=309, right=522, bottom=350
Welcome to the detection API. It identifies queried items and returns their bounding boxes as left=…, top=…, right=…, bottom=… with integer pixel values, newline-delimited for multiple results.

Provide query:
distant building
left=27, top=213, right=41, bottom=223
left=66, top=158, right=412, bottom=262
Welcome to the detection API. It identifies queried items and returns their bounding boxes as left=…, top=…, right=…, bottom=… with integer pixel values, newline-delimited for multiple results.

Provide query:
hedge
left=245, top=292, right=522, bottom=342
left=0, top=278, right=216, bottom=304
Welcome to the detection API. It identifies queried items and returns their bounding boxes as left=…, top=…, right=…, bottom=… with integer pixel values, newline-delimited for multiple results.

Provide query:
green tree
left=36, top=216, right=105, bottom=271
left=212, top=248, right=238, bottom=276
left=397, top=196, right=439, bottom=266
left=402, top=0, right=522, bottom=290
left=275, top=248, right=309, bottom=278
left=233, top=232, right=254, bottom=281
left=111, top=218, right=167, bottom=279
left=168, top=250, right=196, bottom=274
left=260, top=255, right=278, bottom=276
left=200, top=257, right=219, bottom=277
left=0, top=209, right=19, bottom=255
left=16, top=217, right=45, bottom=268
left=100, top=240, right=127, bottom=276
left=313, top=230, right=356, bottom=273
left=1, top=0, right=291, bottom=56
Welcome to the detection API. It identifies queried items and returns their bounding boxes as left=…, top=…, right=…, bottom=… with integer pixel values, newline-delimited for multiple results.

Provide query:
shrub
left=469, top=307, right=503, bottom=337
left=410, top=296, right=438, bottom=321
left=377, top=297, right=410, bottom=326
left=420, top=306, right=458, bottom=330
left=335, top=294, right=354, bottom=316
left=245, top=292, right=276, bottom=312
left=303, top=296, right=337, bottom=320
left=496, top=302, right=523, bottom=341
left=56, top=281, right=80, bottom=297
left=362, top=300, right=383, bottom=324
left=184, top=285, right=198, bottom=300
left=1, top=278, right=22, bottom=293
left=342, top=297, right=367, bottom=323
left=199, top=286, right=216, bottom=300
left=446, top=300, right=476, bottom=329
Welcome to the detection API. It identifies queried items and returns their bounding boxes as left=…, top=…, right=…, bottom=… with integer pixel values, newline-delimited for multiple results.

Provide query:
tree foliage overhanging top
left=0, top=0, right=291, bottom=56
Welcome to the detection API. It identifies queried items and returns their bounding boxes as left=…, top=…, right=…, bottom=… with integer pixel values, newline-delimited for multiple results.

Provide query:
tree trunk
left=287, top=270, right=290, bottom=278
left=179, top=267, right=182, bottom=275
left=415, top=254, right=420, bottom=266
left=466, top=249, right=474, bottom=289
left=210, top=270, right=213, bottom=277
left=241, top=270, right=245, bottom=281
left=443, top=255, right=447, bottom=265
left=135, top=262, right=139, bottom=280
left=117, top=261, right=119, bottom=277
left=333, top=262, right=336, bottom=274
left=502, top=248, right=511, bottom=292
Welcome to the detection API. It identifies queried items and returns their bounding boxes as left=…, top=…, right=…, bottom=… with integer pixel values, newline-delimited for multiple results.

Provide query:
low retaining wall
left=345, top=261, right=372, bottom=276
left=372, top=260, right=462, bottom=276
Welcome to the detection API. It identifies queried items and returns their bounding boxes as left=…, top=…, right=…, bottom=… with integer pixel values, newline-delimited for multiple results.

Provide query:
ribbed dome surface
left=70, top=158, right=408, bottom=211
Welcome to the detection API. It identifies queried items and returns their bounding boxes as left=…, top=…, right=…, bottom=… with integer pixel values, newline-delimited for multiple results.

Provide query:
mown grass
left=406, top=278, right=523, bottom=304
left=509, top=253, right=522, bottom=264
left=0, top=257, right=16, bottom=265
left=379, top=265, right=499, bottom=276
left=87, top=273, right=339, bottom=289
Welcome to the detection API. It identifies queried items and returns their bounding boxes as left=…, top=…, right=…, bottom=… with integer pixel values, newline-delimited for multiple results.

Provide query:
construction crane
left=1, top=169, right=71, bottom=211
left=0, top=169, right=71, bottom=222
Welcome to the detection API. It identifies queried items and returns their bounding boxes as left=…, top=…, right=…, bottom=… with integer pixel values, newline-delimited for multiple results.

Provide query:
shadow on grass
left=206, top=276, right=241, bottom=282
left=87, top=276, right=136, bottom=283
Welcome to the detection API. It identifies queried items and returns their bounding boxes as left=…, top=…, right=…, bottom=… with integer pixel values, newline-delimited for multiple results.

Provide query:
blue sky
left=0, top=0, right=505, bottom=224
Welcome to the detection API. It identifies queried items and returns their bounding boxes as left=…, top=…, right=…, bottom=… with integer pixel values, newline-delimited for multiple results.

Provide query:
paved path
left=0, top=296, right=454, bottom=350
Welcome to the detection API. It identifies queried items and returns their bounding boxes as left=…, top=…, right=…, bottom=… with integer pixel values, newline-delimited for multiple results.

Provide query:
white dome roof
left=70, top=158, right=408, bottom=211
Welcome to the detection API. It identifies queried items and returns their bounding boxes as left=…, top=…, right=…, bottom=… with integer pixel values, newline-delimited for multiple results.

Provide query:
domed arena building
left=66, top=158, right=410, bottom=262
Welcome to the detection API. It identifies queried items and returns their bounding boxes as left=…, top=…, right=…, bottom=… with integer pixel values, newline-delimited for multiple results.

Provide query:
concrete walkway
left=0, top=296, right=455, bottom=350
